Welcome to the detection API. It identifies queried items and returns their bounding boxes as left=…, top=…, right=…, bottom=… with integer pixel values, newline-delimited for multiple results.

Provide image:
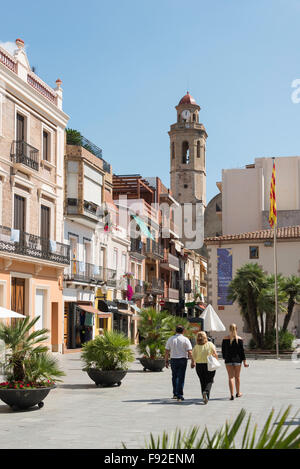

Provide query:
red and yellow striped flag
left=269, top=160, right=277, bottom=228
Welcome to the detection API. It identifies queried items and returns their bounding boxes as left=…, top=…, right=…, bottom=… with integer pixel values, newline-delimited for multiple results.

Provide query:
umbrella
left=200, top=304, right=226, bottom=332
left=0, top=307, right=26, bottom=319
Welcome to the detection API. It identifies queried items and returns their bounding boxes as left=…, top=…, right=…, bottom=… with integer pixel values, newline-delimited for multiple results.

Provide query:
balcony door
left=11, top=277, right=25, bottom=316
left=41, top=205, right=50, bottom=256
left=16, top=113, right=25, bottom=142
left=14, top=195, right=26, bottom=250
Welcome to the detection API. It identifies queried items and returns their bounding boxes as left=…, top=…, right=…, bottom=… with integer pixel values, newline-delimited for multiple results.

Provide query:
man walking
left=165, top=325, right=193, bottom=402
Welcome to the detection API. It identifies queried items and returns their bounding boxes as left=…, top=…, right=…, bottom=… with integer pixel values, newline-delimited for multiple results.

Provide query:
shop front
left=65, top=302, right=102, bottom=349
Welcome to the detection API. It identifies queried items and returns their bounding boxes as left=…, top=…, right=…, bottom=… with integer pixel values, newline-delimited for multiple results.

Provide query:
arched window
left=193, top=114, right=196, bottom=122
left=197, top=141, right=201, bottom=158
left=182, top=141, right=190, bottom=164
left=171, top=142, right=175, bottom=159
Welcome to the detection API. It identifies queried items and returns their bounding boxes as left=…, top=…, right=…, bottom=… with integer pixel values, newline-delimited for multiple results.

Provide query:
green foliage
left=0, top=316, right=64, bottom=385
left=132, top=407, right=300, bottom=449
left=81, top=330, right=134, bottom=371
left=228, top=263, right=298, bottom=349
left=264, top=329, right=295, bottom=351
left=66, top=128, right=83, bottom=146
left=137, top=308, right=194, bottom=359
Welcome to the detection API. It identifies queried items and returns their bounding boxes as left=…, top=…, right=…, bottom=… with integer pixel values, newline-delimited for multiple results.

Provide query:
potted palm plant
left=138, top=308, right=195, bottom=372
left=81, top=330, right=134, bottom=387
left=137, top=308, right=171, bottom=372
left=0, top=316, right=64, bottom=411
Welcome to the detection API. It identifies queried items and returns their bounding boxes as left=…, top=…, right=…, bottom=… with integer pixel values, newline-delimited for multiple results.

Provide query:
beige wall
left=222, top=157, right=300, bottom=236
left=207, top=239, right=300, bottom=345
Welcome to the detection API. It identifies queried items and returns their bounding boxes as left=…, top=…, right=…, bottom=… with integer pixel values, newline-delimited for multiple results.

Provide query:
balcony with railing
left=0, top=226, right=69, bottom=265
left=11, top=140, right=39, bottom=172
left=0, top=46, right=17, bottom=73
left=129, top=238, right=146, bottom=260
left=145, top=238, right=164, bottom=259
left=150, top=278, right=164, bottom=294
left=66, top=131, right=111, bottom=174
left=164, top=286, right=179, bottom=302
left=160, top=252, right=180, bottom=271
left=64, top=261, right=117, bottom=285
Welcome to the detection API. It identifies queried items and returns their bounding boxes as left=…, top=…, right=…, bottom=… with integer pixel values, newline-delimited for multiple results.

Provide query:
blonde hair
left=229, top=324, right=238, bottom=344
left=197, top=331, right=208, bottom=345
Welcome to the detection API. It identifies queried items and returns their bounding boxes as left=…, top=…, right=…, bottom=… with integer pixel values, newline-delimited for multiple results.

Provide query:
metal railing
left=130, top=238, right=145, bottom=255
left=11, top=140, right=39, bottom=171
left=165, top=287, right=179, bottom=301
left=145, top=239, right=164, bottom=258
left=66, top=133, right=111, bottom=174
left=150, top=278, right=164, bottom=294
left=64, top=261, right=117, bottom=285
left=161, top=252, right=180, bottom=269
left=0, top=226, right=69, bottom=264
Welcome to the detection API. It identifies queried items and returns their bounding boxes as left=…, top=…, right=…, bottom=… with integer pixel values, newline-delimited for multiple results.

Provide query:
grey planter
left=87, top=369, right=127, bottom=387
left=138, top=357, right=165, bottom=372
left=0, top=386, right=55, bottom=410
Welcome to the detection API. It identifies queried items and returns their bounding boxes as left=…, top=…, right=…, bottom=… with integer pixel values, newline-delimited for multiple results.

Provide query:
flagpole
left=274, top=223, right=279, bottom=359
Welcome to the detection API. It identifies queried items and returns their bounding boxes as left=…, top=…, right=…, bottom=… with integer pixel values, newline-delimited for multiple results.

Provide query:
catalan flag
left=269, top=159, right=277, bottom=228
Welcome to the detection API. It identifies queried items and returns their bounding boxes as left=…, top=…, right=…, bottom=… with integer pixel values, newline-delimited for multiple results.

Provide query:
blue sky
left=2, top=0, right=300, bottom=202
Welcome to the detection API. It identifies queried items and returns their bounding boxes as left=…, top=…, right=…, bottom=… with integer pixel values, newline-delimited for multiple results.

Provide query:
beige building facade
left=206, top=226, right=300, bottom=345
left=0, top=39, right=69, bottom=351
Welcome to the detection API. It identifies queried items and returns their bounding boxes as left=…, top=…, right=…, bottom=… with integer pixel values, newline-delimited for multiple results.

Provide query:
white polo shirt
left=166, top=334, right=192, bottom=359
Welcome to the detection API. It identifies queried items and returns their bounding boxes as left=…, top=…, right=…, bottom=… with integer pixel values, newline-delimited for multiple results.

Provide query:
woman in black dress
left=222, top=324, right=249, bottom=400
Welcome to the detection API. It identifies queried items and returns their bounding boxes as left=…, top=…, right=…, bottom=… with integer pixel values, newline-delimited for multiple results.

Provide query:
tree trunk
left=247, top=288, right=262, bottom=347
left=282, top=296, right=295, bottom=332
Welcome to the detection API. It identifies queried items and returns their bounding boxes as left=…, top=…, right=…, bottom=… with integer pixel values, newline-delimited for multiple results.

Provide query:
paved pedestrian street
left=0, top=349, right=299, bottom=449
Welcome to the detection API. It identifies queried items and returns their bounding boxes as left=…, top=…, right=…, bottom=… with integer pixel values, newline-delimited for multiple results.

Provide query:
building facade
left=0, top=39, right=69, bottom=351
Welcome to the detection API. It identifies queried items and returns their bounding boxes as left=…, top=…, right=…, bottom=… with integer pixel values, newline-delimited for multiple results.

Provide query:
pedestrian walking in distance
left=222, top=323, right=249, bottom=400
left=191, top=331, right=218, bottom=404
left=165, top=325, right=193, bottom=402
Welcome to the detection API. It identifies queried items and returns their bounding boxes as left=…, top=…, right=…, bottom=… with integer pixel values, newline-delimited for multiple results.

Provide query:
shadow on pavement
left=57, top=384, right=97, bottom=390
left=0, top=404, right=40, bottom=414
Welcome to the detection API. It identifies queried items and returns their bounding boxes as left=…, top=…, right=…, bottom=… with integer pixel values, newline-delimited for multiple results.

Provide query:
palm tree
left=257, top=274, right=287, bottom=341
left=0, top=315, right=64, bottom=383
left=282, top=275, right=300, bottom=332
left=228, top=263, right=266, bottom=347
left=137, top=308, right=171, bottom=359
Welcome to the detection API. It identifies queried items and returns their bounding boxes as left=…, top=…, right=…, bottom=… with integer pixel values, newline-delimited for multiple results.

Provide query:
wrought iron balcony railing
left=11, top=140, right=39, bottom=171
left=64, top=261, right=117, bottom=285
left=150, top=278, right=164, bottom=294
left=0, top=226, right=69, bottom=264
left=145, top=239, right=164, bottom=259
left=130, top=238, right=146, bottom=256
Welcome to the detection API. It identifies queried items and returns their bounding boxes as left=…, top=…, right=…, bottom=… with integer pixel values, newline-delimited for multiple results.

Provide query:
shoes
left=236, top=393, right=242, bottom=398
left=171, top=395, right=178, bottom=399
left=177, top=396, right=184, bottom=402
left=230, top=395, right=234, bottom=400
left=203, top=392, right=208, bottom=404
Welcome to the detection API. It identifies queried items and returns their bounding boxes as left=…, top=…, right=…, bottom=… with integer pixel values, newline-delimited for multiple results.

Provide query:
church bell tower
left=169, top=92, right=207, bottom=248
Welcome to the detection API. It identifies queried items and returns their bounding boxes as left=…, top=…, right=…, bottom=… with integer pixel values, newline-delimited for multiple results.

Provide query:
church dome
left=178, top=91, right=197, bottom=105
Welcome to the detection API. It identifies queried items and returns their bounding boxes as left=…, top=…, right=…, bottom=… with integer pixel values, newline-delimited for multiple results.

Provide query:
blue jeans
left=170, top=358, right=188, bottom=398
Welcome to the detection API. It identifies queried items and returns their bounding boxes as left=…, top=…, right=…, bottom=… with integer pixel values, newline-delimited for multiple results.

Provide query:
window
left=249, top=246, right=259, bottom=259
left=197, top=141, right=200, bottom=158
left=122, top=253, right=127, bottom=272
left=113, top=249, right=118, bottom=270
left=42, top=130, right=50, bottom=161
left=184, top=184, right=188, bottom=189
left=182, top=141, right=189, bottom=164
left=171, top=142, right=175, bottom=159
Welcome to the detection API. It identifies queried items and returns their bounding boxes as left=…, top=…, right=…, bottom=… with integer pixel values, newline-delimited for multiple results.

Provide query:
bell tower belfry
left=169, top=92, right=207, bottom=248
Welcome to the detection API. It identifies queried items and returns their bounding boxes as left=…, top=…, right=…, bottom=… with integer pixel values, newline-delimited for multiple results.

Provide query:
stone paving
left=0, top=348, right=299, bottom=449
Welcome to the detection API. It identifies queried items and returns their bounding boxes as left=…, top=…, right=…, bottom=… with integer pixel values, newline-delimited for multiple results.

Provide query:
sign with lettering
left=217, top=248, right=233, bottom=305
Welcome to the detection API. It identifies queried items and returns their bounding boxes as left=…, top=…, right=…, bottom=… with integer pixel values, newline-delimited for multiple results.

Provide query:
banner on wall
left=217, top=248, right=233, bottom=305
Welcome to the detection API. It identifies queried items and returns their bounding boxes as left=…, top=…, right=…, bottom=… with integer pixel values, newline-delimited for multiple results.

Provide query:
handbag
left=207, top=354, right=221, bottom=371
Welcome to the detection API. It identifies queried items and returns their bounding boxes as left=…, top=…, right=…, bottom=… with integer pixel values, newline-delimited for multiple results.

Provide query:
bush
left=81, top=330, right=134, bottom=371
left=263, top=329, right=295, bottom=351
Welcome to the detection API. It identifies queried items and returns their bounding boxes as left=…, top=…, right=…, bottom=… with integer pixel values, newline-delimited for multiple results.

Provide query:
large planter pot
left=87, top=368, right=127, bottom=387
left=0, top=386, right=55, bottom=411
left=138, top=357, right=165, bottom=372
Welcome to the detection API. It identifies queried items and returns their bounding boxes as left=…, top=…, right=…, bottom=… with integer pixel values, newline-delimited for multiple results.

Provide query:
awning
left=132, top=215, right=154, bottom=240
left=130, top=304, right=141, bottom=313
left=97, top=300, right=118, bottom=313
left=195, top=304, right=206, bottom=311
left=115, top=309, right=133, bottom=317
left=78, top=305, right=112, bottom=317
